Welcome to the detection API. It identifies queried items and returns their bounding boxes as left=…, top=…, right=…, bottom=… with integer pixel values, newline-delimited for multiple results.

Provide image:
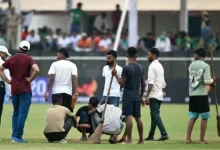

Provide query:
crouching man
left=89, top=100, right=124, bottom=144
left=74, top=97, right=99, bottom=141
left=43, top=94, right=76, bottom=143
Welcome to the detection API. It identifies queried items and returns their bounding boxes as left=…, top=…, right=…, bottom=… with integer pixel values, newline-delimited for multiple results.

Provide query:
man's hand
left=212, top=75, right=216, bottom=82
left=9, top=96, right=12, bottom=101
left=72, top=92, right=78, bottom=101
left=26, top=77, right=32, bottom=83
left=45, top=92, right=49, bottom=102
left=140, top=98, right=145, bottom=107
left=112, top=70, right=117, bottom=76
left=145, top=96, right=150, bottom=105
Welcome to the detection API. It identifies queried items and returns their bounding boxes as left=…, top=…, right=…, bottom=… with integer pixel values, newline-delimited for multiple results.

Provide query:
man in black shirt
left=75, top=97, right=99, bottom=141
left=112, top=47, right=145, bottom=144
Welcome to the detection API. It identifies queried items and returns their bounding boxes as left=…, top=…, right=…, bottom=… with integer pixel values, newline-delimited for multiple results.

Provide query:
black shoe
left=156, top=135, right=169, bottom=141
left=145, top=136, right=154, bottom=141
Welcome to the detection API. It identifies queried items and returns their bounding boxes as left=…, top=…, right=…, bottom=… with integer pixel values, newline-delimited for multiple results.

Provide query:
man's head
left=116, top=4, right=120, bottom=10
left=77, top=2, right=82, bottom=10
left=194, top=48, right=206, bottom=60
left=127, top=47, right=138, bottom=59
left=19, top=40, right=31, bottom=52
left=0, top=46, right=11, bottom=60
left=30, top=30, right=35, bottom=36
left=88, top=97, right=99, bottom=110
left=147, top=48, right=160, bottom=62
left=57, top=48, right=69, bottom=60
left=106, top=50, right=117, bottom=66
left=52, top=94, right=63, bottom=105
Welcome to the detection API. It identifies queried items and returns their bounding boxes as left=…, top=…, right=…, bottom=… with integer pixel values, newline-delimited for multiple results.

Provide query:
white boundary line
left=32, top=56, right=220, bottom=61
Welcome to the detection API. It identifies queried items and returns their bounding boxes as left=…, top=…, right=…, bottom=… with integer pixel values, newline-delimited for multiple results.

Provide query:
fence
left=4, top=55, right=220, bottom=104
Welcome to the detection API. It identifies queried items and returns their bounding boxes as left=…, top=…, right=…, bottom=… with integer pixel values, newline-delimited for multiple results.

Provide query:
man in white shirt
left=58, top=33, right=71, bottom=49
left=145, top=48, right=169, bottom=141
left=26, top=30, right=40, bottom=45
left=102, top=50, right=122, bottom=107
left=155, top=32, right=171, bottom=52
left=0, top=46, right=11, bottom=139
left=69, top=31, right=81, bottom=50
left=99, top=33, right=112, bottom=52
left=93, top=12, right=109, bottom=33
left=88, top=98, right=124, bottom=144
left=45, top=48, right=78, bottom=112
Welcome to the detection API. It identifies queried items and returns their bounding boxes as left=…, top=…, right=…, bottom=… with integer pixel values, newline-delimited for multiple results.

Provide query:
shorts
left=52, top=93, right=73, bottom=112
left=189, top=95, right=210, bottom=119
left=189, top=111, right=210, bottom=119
left=122, top=101, right=141, bottom=118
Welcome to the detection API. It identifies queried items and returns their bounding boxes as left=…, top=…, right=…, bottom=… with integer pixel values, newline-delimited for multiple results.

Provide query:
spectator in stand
left=26, top=30, right=41, bottom=49
left=45, top=29, right=55, bottom=51
left=69, top=2, right=85, bottom=33
left=138, top=32, right=155, bottom=52
left=113, top=4, right=121, bottom=32
left=201, top=20, right=212, bottom=49
left=21, top=26, right=29, bottom=40
left=52, top=28, right=62, bottom=50
left=98, top=33, right=112, bottom=52
left=155, top=32, right=171, bottom=52
left=215, top=32, right=220, bottom=51
left=75, top=32, right=91, bottom=52
left=58, top=33, right=71, bottom=49
left=69, top=31, right=81, bottom=50
left=201, top=11, right=210, bottom=29
left=93, top=12, right=109, bottom=34
left=119, top=32, right=128, bottom=51
left=176, top=31, right=191, bottom=51
left=92, top=31, right=102, bottom=51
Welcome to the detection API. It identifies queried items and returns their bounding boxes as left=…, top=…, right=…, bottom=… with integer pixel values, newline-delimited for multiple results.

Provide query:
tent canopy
left=0, top=0, right=220, bottom=11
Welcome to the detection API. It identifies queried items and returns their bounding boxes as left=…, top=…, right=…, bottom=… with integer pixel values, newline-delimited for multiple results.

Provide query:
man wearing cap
left=45, top=48, right=78, bottom=113
left=75, top=33, right=92, bottom=52
left=0, top=40, right=40, bottom=143
left=0, top=46, right=11, bottom=141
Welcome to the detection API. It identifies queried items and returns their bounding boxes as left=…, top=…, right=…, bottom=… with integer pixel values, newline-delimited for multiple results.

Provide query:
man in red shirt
left=0, top=40, right=40, bottom=143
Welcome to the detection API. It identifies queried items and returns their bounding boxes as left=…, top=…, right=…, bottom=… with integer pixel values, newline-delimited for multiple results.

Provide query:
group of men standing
left=0, top=41, right=216, bottom=144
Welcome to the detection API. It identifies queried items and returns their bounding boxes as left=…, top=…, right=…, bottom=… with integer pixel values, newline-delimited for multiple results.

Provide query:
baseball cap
left=19, top=40, right=30, bottom=51
left=0, top=46, right=11, bottom=56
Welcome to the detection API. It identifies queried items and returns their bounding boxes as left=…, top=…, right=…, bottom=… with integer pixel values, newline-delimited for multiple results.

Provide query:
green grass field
left=0, top=104, right=220, bottom=150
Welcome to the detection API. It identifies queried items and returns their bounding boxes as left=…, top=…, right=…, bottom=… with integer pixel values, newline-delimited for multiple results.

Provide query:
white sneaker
left=60, top=139, right=67, bottom=144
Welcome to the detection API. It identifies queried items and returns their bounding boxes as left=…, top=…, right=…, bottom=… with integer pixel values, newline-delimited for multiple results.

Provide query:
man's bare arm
left=46, top=74, right=55, bottom=93
left=88, top=108, right=98, bottom=115
left=72, top=75, right=78, bottom=94
left=0, top=66, right=10, bottom=84
left=140, top=75, right=146, bottom=98
left=28, top=64, right=40, bottom=83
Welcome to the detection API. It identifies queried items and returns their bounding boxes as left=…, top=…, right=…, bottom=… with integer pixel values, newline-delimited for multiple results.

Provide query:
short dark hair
left=106, top=50, right=117, bottom=58
left=89, top=97, right=99, bottom=107
left=148, top=48, right=160, bottom=57
left=127, top=47, right=137, bottom=58
left=52, top=94, right=63, bottom=105
left=194, top=48, right=206, bottom=58
left=57, top=48, right=69, bottom=58
left=77, top=2, right=82, bottom=7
